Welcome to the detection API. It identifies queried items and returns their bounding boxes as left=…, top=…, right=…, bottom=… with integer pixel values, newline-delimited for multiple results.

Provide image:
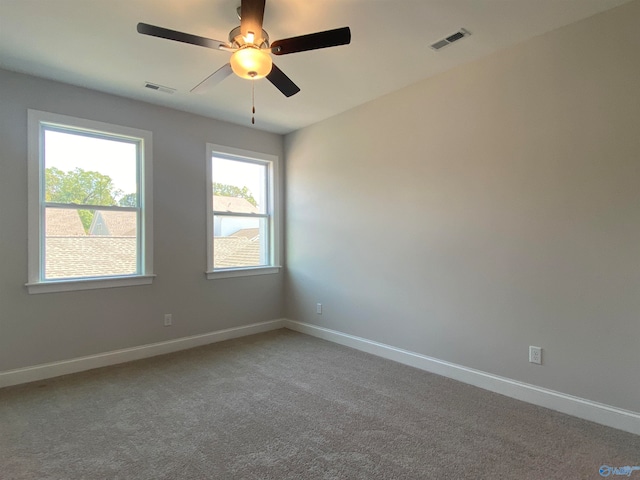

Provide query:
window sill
left=26, top=274, right=156, bottom=294
left=206, top=266, right=281, bottom=280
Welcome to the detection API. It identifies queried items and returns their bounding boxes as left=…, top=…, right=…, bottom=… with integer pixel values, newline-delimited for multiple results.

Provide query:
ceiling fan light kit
left=137, top=0, right=351, bottom=123
left=230, top=46, right=272, bottom=79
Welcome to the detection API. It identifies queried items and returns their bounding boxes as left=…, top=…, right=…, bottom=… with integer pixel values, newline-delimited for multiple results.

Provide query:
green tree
left=118, top=193, right=138, bottom=207
left=213, top=183, right=257, bottom=207
left=45, top=167, right=123, bottom=232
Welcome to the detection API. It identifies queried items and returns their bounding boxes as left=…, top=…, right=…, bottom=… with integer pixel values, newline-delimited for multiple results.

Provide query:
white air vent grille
left=430, top=28, right=471, bottom=51
left=144, top=82, right=176, bottom=94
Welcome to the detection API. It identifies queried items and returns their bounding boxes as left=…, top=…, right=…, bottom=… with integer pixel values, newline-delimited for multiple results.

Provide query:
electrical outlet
left=164, top=314, right=172, bottom=327
left=316, top=303, right=322, bottom=315
left=529, top=346, right=542, bottom=365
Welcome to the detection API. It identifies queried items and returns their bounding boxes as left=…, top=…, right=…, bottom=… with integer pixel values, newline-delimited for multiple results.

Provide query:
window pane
left=213, top=216, right=267, bottom=269
left=44, top=207, right=138, bottom=279
left=44, top=129, right=138, bottom=207
left=212, top=156, right=266, bottom=214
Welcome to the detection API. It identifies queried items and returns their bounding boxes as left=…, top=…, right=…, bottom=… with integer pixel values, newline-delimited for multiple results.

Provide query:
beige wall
left=0, top=69, right=284, bottom=371
left=285, top=1, right=640, bottom=412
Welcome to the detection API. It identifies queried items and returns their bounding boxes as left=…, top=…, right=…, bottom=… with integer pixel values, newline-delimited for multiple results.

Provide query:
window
left=206, top=144, right=280, bottom=279
left=27, top=110, right=154, bottom=293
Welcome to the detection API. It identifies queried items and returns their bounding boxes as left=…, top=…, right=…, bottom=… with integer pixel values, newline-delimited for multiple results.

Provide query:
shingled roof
left=44, top=203, right=261, bottom=278
left=230, top=228, right=259, bottom=241
left=45, top=208, right=86, bottom=236
left=44, top=209, right=137, bottom=279
left=89, top=211, right=137, bottom=236
left=214, top=228, right=262, bottom=269
left=45, top=237, right=137, bottom=279
left=213, top=196, right=258, bottom=214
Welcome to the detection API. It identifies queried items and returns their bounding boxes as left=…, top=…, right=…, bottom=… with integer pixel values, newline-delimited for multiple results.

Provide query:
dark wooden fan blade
left=137, top=23, right=226, bottom=49
left=240, top=0, right=266, bottom=40
left=271, top=27, right=351, bottom=55
left=191, top=64, right=233, bottom=94
left=266, top=63, right=300, bottom=97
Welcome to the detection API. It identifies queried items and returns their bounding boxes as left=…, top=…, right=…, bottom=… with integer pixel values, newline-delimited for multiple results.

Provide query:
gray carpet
left=1, top=329, right=638, bottom=479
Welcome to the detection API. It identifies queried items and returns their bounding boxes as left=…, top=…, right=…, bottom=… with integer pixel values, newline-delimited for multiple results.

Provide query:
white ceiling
left=0, top=0, right=632, bottom=134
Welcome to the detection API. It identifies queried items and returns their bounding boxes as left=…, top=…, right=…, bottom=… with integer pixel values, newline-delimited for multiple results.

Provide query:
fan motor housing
left=228, top=26, right=270, bottom=48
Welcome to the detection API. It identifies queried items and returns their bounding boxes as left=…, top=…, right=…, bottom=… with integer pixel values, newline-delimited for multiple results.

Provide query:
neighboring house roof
left=45, top=209, right=137, bottom=279
left=45, top=237, right=137, bottom=279
left=230, top=228, right=260, bottom=241
left=45, top=202, right=260, bottom=278
left=45, top=208, right=86, bottom=236
left=213, top=196, right=258, bottom=214
left=214, top=236, right=261, bottom=269
left=89, top=210, right=137, bottom=237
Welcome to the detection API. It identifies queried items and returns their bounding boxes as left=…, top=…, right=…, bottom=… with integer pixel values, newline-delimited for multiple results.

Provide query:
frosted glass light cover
left=230, top=47, right=273, bottom=79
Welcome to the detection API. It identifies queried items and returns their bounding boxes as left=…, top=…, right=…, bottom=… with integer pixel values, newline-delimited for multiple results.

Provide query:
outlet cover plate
left=529, top=346, right=542, bottom=365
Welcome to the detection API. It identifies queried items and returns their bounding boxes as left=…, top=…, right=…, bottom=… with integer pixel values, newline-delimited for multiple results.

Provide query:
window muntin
left=27, top=110, right=153, bottom=293
left=206, top=144, right=279, bottom=277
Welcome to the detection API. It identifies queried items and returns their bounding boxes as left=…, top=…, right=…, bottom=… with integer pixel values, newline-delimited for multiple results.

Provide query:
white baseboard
left=0, top=319, right=286, bottom=389
left=284, top=319, right=640, bottom=436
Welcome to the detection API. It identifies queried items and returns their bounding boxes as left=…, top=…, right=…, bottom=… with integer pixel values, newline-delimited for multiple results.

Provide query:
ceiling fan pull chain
left=251, top=80, right=256, bottom=124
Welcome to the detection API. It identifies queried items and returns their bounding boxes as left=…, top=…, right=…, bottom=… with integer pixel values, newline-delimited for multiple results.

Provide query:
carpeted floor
left=1, top=329, right=638, bottom=479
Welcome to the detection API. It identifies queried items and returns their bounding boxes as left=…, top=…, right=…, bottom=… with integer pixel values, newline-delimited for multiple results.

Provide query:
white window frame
left=206, top=143, right=281, bottom=279
left=26, top=109, right=154, bottom=294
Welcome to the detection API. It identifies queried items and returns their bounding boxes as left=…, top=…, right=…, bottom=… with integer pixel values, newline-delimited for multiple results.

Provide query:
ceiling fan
left=137, top=0, right=351, bottom=98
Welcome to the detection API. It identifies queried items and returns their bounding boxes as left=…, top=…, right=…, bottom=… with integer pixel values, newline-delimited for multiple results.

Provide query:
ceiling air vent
left=430, top=28, right=471, bottom=51
left=144, top=82, right=176, bottom=94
